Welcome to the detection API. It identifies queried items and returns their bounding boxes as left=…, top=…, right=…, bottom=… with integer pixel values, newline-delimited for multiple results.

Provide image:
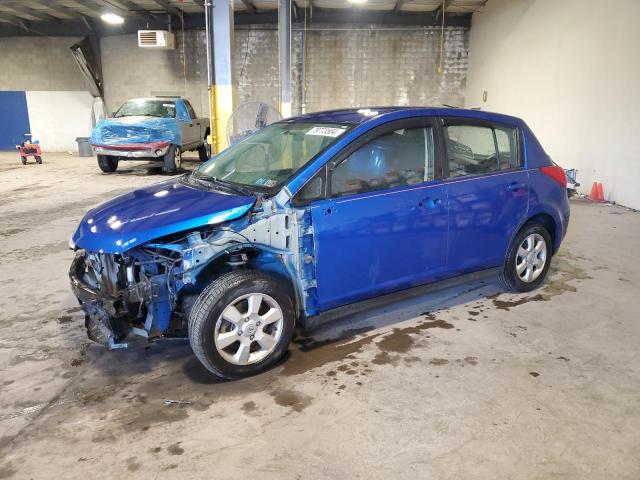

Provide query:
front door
left=309, top=119, right=449, bottom=311
left=440, top=119, right=530, bottom=274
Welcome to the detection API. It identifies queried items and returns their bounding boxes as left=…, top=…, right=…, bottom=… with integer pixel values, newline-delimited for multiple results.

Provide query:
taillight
left=540, top=165, right=567, bottom=188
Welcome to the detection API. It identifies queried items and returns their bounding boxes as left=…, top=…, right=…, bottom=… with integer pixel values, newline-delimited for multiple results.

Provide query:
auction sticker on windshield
left=306, top=126, right=347, bottom=137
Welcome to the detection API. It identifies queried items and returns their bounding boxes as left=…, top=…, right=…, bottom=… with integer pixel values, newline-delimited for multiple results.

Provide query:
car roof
left=286, top=106, right=523, bottom=126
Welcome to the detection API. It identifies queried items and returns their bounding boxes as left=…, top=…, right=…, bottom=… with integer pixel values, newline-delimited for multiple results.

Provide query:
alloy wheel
left=515, top=233, right=547, bottom=283
left=213, top=293, right=284, bottom=365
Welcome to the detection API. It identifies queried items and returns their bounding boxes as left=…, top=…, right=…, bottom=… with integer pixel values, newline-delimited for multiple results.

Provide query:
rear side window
left=444, top=124, right=519, bottom=178
left=331, top=127, right=435, bottom=197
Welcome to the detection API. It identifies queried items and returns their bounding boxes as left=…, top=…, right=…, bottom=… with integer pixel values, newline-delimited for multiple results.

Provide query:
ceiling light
left=101, top=13, right=124, bottom=25
left=348, top=0, right=368, bottom=4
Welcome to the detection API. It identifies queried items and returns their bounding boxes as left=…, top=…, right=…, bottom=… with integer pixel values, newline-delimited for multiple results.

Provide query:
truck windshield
left=195, top=122, right=351, bottom=190
left=114, top=100, right=176, bottom=118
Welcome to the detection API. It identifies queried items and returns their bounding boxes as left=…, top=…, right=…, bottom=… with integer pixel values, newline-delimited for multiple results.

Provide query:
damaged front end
left=69, top=197, right=316, bottom=350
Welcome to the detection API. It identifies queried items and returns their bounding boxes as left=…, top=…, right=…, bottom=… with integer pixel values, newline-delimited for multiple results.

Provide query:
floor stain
left=271, top=389, right=312, bottom=412
left=529, top=372, right=540, bottom=378
left=557, top=356, right=570, bottom=361
left=167, top=442, right=184, bottom=456
left=126, top=457, right=141, bottom=472
left=376, top=329, right=415, bottom=354
left=430, top=358, right=449, bottom=366
left=241, top=401, right=257, bottom=414
left=464, top=356, right=478, bottom=365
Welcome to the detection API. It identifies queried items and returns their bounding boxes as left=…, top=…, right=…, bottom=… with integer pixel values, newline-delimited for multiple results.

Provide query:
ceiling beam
left=0, top=9, right=472, bottom=37
left=433, top=0, right=453, bottom=24
left=2, top=3, right=60, bottom=22
left=151, top=0, right=183, bottom=16
left=393, top=0, right=404, bottom=14
left=27, top=0, right=86, bottom=20
left=241, top=0, right=256, bottom=13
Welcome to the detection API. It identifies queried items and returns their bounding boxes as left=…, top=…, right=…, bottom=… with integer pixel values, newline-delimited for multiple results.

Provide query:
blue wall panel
left=0, top=91, right=31, bottom=150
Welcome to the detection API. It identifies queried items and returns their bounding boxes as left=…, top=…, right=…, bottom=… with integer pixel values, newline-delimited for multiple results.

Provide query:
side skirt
left=300, top=267, right=501, bottom=331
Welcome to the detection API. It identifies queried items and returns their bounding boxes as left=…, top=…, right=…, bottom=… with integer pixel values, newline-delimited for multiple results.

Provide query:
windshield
left=196, top=122, right=351, bottom=190
left=114, top=99, right=176, bottom=118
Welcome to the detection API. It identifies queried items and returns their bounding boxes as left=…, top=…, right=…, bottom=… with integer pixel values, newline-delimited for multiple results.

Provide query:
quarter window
left=444, top=124, right=519, bottom=178
left=331, top=127, right=435, bottom=197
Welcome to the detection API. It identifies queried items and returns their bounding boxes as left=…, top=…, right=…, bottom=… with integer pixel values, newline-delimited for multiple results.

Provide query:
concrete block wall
left=0, top=26, right=469, bottom=148
left=0, top=37, right=88, bottom=91
left=101, top=25, right=469, bottom=117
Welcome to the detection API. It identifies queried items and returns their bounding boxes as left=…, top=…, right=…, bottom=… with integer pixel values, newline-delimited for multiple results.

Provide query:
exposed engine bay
left=69, top=197, right=317, bottom=349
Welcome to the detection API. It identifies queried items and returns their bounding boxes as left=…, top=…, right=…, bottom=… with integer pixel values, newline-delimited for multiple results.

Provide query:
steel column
left=278, top=0, right=292, bottom=118
left=205, top=0, right=235, bottom=153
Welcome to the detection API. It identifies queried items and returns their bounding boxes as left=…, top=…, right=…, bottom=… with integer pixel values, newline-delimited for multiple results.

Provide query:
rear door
left=306, top=118, right=449, bottom=311
left=439, top=118, right=529, bottom=274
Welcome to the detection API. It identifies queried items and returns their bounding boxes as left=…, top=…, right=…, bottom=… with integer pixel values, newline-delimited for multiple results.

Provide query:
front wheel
left=35, top=155, right=42, bottom=164
left=21, top=156, right=27, bottom=165
left=97, top=155, right=118, bottom=173
left=500, top=223, right=552, bottom=292
left=188, top=270, right=295, bottom=379
left=162, top=145, right=181, bottom=173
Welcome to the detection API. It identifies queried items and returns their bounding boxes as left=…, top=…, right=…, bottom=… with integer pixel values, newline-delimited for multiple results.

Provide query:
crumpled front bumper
left=92, top=141, right=170, bottom=158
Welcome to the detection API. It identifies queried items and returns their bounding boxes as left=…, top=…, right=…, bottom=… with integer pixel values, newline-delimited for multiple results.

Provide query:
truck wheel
left=197, top=140, right=211, bottom=162
left=188, top=270, right=296, bottom=379
left=499, top=222, right=552, bottom=293
left=35, top=156, right=42, bottom=164
left=162, top=145, right=181, bottom=173
left=97, top=155, right=118, bottom=173
left=21, top=156, right=27, bottom=165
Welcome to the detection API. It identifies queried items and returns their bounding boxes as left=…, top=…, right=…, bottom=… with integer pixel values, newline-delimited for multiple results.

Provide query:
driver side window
left=331, top=127, right=435, bottom=198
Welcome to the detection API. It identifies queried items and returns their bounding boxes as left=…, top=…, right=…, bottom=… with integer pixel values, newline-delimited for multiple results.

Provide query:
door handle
left=188, top=123, right=193, bottom=127
left=508, top=182, right=526, bottom=192
left=322, top=206, right=335, bottom=215
left=418, top=197, right=442, bottom=209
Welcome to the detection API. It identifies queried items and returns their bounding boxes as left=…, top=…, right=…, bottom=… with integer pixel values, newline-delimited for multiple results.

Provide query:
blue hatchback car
left=69, top=107, right=570, bottom=379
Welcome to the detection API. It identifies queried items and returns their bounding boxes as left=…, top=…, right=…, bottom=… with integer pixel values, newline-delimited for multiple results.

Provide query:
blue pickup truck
left=90, top=97, right=210, bottom=173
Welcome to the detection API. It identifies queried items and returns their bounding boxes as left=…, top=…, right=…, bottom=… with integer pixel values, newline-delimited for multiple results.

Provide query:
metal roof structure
left=0, top=0, right=485, bottom=36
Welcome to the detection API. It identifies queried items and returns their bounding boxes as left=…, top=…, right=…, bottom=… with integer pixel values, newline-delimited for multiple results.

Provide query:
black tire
left=162, top=145, right=181, bottom=173
left=499, top=222, right=553, bottom=293
left=35, top=155, right=42, bottom=164
left=21, top=156, right=27, bottom=165
left=197, top=139, right=211, bottom=162
left=188, top=270, right=296, bottom=379
left=97, top=155, right=118, bottom=173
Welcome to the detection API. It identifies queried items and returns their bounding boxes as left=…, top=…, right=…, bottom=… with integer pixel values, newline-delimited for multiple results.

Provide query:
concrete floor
left=1, top=152, right=639, bottom=479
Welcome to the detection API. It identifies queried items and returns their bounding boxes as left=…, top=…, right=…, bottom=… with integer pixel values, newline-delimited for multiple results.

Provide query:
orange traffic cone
left=589, top=182, right=605, bottom=202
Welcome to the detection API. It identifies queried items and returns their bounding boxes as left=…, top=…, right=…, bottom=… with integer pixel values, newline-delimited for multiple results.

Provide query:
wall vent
left=137, top=30, right=175, bottom=50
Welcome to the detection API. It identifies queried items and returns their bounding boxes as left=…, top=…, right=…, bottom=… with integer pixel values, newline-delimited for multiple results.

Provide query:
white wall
left=26, top=91, right=94, bottom=152
left=466, top=0, right=640, bottom=209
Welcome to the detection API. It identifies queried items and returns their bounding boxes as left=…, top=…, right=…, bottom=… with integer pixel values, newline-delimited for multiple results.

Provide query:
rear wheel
left=97, top=155, right=118, bottom=173
left=188, top=270, right=295, bottom=379
left=197, top=139, right=211, bottom=162
left=162, top=145, right=181, bottom=173
left=35, top=155, right=42, bottom=164
left=500, top=223, right=552, bottom=292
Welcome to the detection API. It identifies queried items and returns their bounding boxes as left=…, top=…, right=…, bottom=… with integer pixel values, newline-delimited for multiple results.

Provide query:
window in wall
left=331, top=127, right=435, bottom=197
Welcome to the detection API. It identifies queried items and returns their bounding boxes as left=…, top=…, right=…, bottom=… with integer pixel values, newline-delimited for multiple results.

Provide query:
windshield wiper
left=191, top=172, right=253, bottom=197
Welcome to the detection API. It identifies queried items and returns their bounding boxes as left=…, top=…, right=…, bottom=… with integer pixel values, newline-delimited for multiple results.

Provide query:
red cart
left=17, top=134, right=42, bottom=165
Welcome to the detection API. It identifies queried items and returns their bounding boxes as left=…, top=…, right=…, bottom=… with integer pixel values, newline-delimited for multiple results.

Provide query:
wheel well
left=191, top=247, right=302, bottom=315
left=524, top=213, right=556, bottom=252
left=204, top=126, right=210, bottom=140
